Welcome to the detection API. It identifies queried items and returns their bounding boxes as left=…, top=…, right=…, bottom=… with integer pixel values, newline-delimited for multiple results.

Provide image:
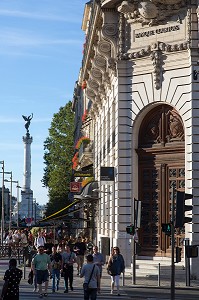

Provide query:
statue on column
left=22, top=113, right=33, bottom=134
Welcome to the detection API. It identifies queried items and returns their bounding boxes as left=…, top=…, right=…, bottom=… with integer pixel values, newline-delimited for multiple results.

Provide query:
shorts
left=36, top=269, right=49, bottom=284
left=76, top=255, right=84, bottom=266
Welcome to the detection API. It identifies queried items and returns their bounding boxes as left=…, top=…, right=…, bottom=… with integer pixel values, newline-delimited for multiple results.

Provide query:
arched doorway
left=137, top=104, right=185, bottom=256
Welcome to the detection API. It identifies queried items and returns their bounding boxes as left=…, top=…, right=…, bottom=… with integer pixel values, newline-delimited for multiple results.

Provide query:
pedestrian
left=0, top=258, right=22, bottom=300
left=31, top=245, right=52, bottom=298
left=49, top=246, right=62, bottom=293
left=61, top=244, right=76, bottom=293
left=107, top=246, right=125, bottom=296
left=80, top=254, right=100, bottom=300
left=92, top=246, right=104, bottom=279
left=34, top=231, right=46, bottom=249
left=86, top=237, right=94, bottom=254
left=73, top=236, right=87, bottom=275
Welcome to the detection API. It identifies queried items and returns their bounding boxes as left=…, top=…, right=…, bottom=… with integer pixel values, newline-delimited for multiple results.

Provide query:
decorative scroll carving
left=150, top=50, right=162, bottom=89
left=118, top=0, right=188, bottom=26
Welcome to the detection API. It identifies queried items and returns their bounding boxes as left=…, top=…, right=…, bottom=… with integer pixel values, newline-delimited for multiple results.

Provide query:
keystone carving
left=118, top=0, right=188, bottom=26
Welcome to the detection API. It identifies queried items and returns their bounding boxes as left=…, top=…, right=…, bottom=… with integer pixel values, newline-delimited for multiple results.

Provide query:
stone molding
left=117, top=0, right=189, bottom=26
left=120, top=40, right=188, bottom=89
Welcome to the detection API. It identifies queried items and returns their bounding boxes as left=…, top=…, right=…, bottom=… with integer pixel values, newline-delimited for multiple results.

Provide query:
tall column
left=19, top=114, right=34, bottom=221
left=22, top=134, right=32, bottom=191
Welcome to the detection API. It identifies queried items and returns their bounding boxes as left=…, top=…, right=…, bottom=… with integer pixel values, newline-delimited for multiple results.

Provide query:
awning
left=74, top=181, right=99, bottom=200
left=39, top=181, right=99, bottom=222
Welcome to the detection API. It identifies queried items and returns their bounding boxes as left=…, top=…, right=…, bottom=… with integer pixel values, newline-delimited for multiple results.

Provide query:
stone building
left=73, top=0, right=199, bottom=277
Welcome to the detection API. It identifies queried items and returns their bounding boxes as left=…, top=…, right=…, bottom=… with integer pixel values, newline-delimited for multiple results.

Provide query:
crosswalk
left=19, top=286, right=131, bottom=299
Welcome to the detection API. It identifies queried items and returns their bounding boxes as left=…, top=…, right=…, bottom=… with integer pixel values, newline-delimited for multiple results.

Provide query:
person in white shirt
left=34, top=232, right=46, bottom=249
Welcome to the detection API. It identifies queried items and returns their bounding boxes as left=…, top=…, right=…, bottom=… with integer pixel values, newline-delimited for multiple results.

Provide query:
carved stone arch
left=137, top=104, right=185, bottom=257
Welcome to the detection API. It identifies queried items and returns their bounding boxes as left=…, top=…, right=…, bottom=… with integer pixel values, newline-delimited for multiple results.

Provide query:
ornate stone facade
left=75, top=0, right=199, bottom=275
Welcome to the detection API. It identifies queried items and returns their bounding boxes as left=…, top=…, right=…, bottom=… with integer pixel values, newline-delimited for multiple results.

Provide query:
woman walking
left=107, top=246, right=125, bottom=296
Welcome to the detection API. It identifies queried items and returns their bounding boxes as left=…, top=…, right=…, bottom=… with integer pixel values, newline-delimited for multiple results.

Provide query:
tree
left=42, top=101, right=74, bottom=217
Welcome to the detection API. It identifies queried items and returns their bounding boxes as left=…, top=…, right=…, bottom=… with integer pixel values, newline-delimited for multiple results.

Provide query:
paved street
left=1, top=260, right=199, bottom=299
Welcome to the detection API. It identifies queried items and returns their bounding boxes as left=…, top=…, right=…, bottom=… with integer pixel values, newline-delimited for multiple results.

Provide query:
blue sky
left=0, top=0, right=86, bottom=205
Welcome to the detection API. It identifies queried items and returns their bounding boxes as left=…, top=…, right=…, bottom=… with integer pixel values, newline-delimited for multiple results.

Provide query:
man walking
left=49, top=246, right=62, bottom=293
left=61, top=245, right=76, bottom=293
left=31, top=245, right=52, bottom=298
left=73, top=236, right=86, bottom=275
left=80, top=254, right=100, bottom=300
left=92, top=246, right=104, bottom=278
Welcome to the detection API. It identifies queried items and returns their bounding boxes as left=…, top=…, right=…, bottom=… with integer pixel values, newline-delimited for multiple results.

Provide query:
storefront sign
left=74, top=170, right=93, bottom=177
left=100, top=167, right=114, bottom=182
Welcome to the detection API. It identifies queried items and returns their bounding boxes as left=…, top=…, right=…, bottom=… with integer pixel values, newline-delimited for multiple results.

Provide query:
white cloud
left=0, top=9, right=80, bottom=23
left=0, top=28, right=82, bottom=47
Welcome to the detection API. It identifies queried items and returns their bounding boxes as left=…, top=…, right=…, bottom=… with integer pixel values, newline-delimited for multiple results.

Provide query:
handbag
left=83, top=265, right=95, bottom=291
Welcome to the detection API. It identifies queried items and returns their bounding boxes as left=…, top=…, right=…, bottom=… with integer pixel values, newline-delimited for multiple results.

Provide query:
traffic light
left=161, top=223, right=171, bottom=236
left=175, top=191, right=193, bottom=228
left=126, top=224, right=135, bottom=235
left=176, top=246, right=182, bottom=263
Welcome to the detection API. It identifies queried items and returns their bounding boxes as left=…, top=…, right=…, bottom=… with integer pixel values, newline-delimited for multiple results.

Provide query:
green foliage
left=42, top=101, right=74, bottom=217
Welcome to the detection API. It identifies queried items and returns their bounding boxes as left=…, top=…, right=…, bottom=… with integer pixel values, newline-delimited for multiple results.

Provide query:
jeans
left=63, top=265, right=73, bottom=290
left=51, top=269, right=60, bottom=291
left=84, top=288, right=97, bottom=300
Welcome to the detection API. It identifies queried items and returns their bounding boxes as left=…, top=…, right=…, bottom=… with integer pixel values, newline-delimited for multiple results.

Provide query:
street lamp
left=16, top=183, right=21, bottom=227
left=4, top=171, right=13, bottom=231
left=4, top=178, right=21, bottom=228
left=0, top=161, right=5, bottom=246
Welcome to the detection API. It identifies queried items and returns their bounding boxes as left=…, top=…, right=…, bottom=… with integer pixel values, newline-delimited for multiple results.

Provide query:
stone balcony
left=78, top=141, right=94, bottom=169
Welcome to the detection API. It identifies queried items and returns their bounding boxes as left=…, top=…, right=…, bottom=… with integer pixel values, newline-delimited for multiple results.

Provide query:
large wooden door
left=137, top=105, right=185, bottom=256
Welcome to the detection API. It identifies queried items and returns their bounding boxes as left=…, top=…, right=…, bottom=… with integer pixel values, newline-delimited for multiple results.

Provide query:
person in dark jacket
left=107, top=246, right=125, bottom=296
left=0, top=258, right=22, bottom=300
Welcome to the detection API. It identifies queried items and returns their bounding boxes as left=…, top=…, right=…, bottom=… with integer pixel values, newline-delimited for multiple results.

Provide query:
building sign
left=70, top=182, right=81, bottom=193
left=135, top=24, right=180, bottom=39
left=100, top=167, right=114, bottom=183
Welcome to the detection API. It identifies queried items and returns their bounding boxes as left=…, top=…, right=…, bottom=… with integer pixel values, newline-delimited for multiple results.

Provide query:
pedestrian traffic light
left=175, top=191, right=193, bottom=228
left=161, top=223, right=171, bottom=236
left=176, top=246, right=182, bottom=263
left=126, top=224, right=135, bottom=235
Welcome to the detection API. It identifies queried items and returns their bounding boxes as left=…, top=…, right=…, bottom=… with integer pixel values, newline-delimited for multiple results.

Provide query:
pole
left=132, top=198, right=136, bottom=285
left=17, top=183, right=19, bottom=227
left=185, top=239, right=190, bottom=286
left=9, top=172, right=12, bottom=231
left=1, top=161, right=4, bottom=246
left=171, top=184, right=175, bottom=300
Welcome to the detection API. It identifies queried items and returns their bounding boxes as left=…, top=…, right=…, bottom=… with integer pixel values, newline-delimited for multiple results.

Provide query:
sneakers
left=39, top=295, right=43, bottom=299
left=43, top=293, right=48, bottom=297
left=111, top=290, right=114, bottom=294
left=64, top=289, right=68, bottom=293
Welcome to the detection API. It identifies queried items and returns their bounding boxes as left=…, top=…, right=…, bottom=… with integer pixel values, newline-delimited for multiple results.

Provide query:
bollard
left=122, top=271, right=125, bottom=286
left=23, top=255, right=26, bottom=279
left=158, top=263, right=160, bottom=287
